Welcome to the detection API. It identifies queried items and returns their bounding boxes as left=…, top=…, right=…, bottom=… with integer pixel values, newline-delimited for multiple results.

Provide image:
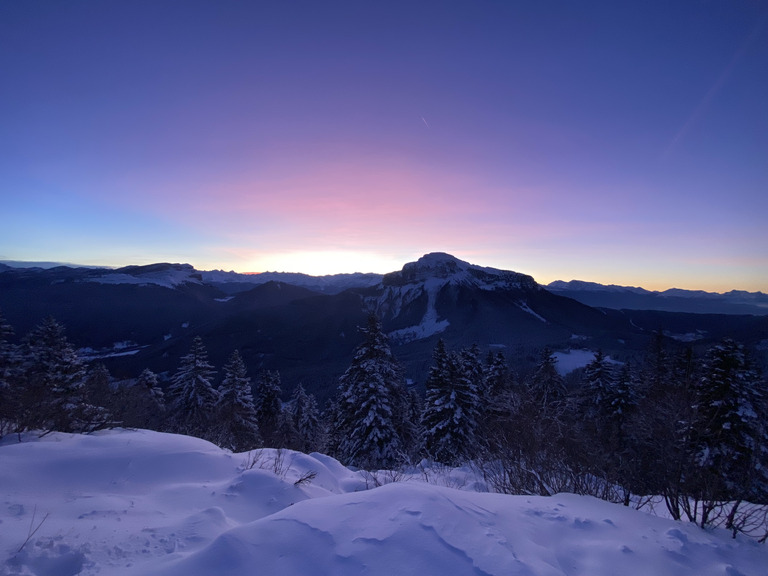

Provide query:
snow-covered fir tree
left=482, top=349, right=516, bottom=454
left=277, top=407, right=302, bottom=450
left=0, top=310, right=19, bottom=436
left=612, top=363, right=638, bottom=419
left=0, top=309, right=15, bottom=386
left=167, top=336, right=219, bottom=439
left=580, top=350, right=615, bottom=412
left=421, top=341, right=483, bottom=465
left=641, top=331, right=669, bottom=395
left=138, top=368, right=165, bottom=412
left=576, top=353, right=640, bottom=504
left=292, top=384, right=321, bottom=453
left=484, top=350, right=511, bottom=400
left=19, top=317, right=89, bottom=432
left=216, top=350, right=260, bottom=452
left=333, top=313, right=407, bottom=469
left=421, top=339, right=455, bottom=463
left=121, top=368, right=165, bottom=430
left=457, top=344, right=484, bottom=447
left=322, top=396, right=344, bottom=457
left=82, top=363, right=114, bottom=430
left=401, top=385, right=423, bottom=460
left=254, top=370, right=284, bottom=447
left=528, top=347, right=566, bottom=409
left=577, top=350, right=620, bottom=444
left=629, top=343, right=698, bottom=518
left=690, top=340, right=768, bottom=504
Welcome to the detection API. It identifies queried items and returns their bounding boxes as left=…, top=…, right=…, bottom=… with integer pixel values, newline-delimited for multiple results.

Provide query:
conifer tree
left=322, top=396, right=343, bottom=457
left=421, top=341, right=483, bottom=465
left=576, top=352, right=640, bottom=503
left=138, top=368, right=166, bottom=412
left=168, top=336, right=218, bottom=439
left=503, top=347, right=570, bottom=494
left=610, top=362, right=643, bottom=503
left=690, top=340, right=768, bottom=507
left=580, top=351, right=615, bottom=414
left=421, top=339, right=456, bottom=463
left=216, top=350, right=260, bottom=452
left=529, top=347, right=566, bottom=409
left=292, top=384, right=321, bottom=453
left=631, top=342, right=697, bottom=518
left=457, top=344, right=484, bottom=448
left=81, top=363, right=114, bottom=430
left=121, top=368, right=165, bottom=430
left=577, top=350, right=617, bottom=445
left=484, top=350, right=511, bottom=400
left=254, top=370, right=284, bottom=447
left=0, top=310, right=19, bottom=436
left=333, top=313, right=406, bottom=469
left=276, top=407, right=302, bottom=450
left=482, top=350, right=518, bottom=455
left=401, top=386, right=423, bottom=460
left=20, top=317, right=88, bottom=433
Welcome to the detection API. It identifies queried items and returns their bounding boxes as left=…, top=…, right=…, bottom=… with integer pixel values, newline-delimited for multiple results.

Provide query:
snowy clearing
left=553, top=349, right=622, bottom=376
left=1, top=429, right=766, bottom=576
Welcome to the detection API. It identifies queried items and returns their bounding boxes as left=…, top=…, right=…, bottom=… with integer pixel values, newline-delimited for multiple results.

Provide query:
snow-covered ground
left=1, top=430, right=766, bottom=576
left=388, top=279, right=451, bottom=343
left=553, top=349, right=622, bottom=376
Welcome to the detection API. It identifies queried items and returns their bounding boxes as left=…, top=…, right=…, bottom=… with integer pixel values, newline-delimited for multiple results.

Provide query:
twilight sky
left=1, top=1, right=766, bottom=291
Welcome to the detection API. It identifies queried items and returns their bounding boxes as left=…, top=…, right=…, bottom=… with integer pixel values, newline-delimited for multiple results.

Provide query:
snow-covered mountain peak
left=88, top=263, right=203, bottom=289
left=407, top=252, right=468, bottom=273
left=376, top=254, right=539, bottom=343
left=386, top=252, right=537, bottom=291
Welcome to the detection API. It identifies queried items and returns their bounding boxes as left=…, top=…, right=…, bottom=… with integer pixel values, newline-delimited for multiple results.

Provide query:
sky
left=1, top=1, right=766, bottom=292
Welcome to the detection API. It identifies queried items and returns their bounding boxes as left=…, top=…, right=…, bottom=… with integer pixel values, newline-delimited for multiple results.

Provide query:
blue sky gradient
left=1, top=1, right=766, bottom=290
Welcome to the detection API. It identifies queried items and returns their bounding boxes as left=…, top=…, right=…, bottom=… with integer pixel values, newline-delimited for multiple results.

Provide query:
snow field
left=1, top=429, right=767, bottom=576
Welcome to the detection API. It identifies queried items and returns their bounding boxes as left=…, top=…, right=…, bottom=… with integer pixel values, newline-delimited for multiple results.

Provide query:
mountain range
left=1, top=253, right=766, bottom=401
left=3, top=258, right=765, bottom=313
left=547, top=279, right=768, bottom=316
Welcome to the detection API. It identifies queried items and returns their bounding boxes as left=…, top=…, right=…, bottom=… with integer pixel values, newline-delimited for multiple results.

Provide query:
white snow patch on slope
left=1, top=430, right=766, bottom=576
left=518, top=301, right=547, bottom=322
left=388, top=278, right=450, bottom=343
left=553, top=350, right=623, bottom=375
left=663, top=329, right=707, bottom=342
left=78, top=341, right=145, bottom=360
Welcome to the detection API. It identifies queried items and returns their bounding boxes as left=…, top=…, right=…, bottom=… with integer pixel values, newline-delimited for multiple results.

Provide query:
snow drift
left=1, top=429, right=766, bottom=576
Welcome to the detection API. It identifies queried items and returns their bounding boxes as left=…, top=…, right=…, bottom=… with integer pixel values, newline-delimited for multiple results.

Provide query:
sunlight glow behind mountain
left=1, top=1, right=766, bottom=292
left=250, top=251, right=410, bottom=276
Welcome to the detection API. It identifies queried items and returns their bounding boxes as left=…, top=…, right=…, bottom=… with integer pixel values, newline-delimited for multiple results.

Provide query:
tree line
left=1, top=309, right=766, bottom=539
left=0, top=312, right=322, bottom=454
left=329, top=315, right=768, bottom=539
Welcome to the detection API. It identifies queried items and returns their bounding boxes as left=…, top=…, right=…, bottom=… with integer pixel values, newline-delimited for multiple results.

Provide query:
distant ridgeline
left=1, top=254, right=766, bottom=399
left=547, top=279, right=768, bottom=316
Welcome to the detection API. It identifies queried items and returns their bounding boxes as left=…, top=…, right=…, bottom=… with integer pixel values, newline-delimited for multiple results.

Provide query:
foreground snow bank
left=1, top=430, right=766, bottom=576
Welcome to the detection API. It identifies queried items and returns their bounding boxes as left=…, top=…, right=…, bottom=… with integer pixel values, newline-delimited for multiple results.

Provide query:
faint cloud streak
left=663, top=13, right=767, bottom=158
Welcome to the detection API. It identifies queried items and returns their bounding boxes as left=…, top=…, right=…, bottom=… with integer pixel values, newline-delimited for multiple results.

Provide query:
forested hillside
left=2, top=309, right=766, bottom=540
